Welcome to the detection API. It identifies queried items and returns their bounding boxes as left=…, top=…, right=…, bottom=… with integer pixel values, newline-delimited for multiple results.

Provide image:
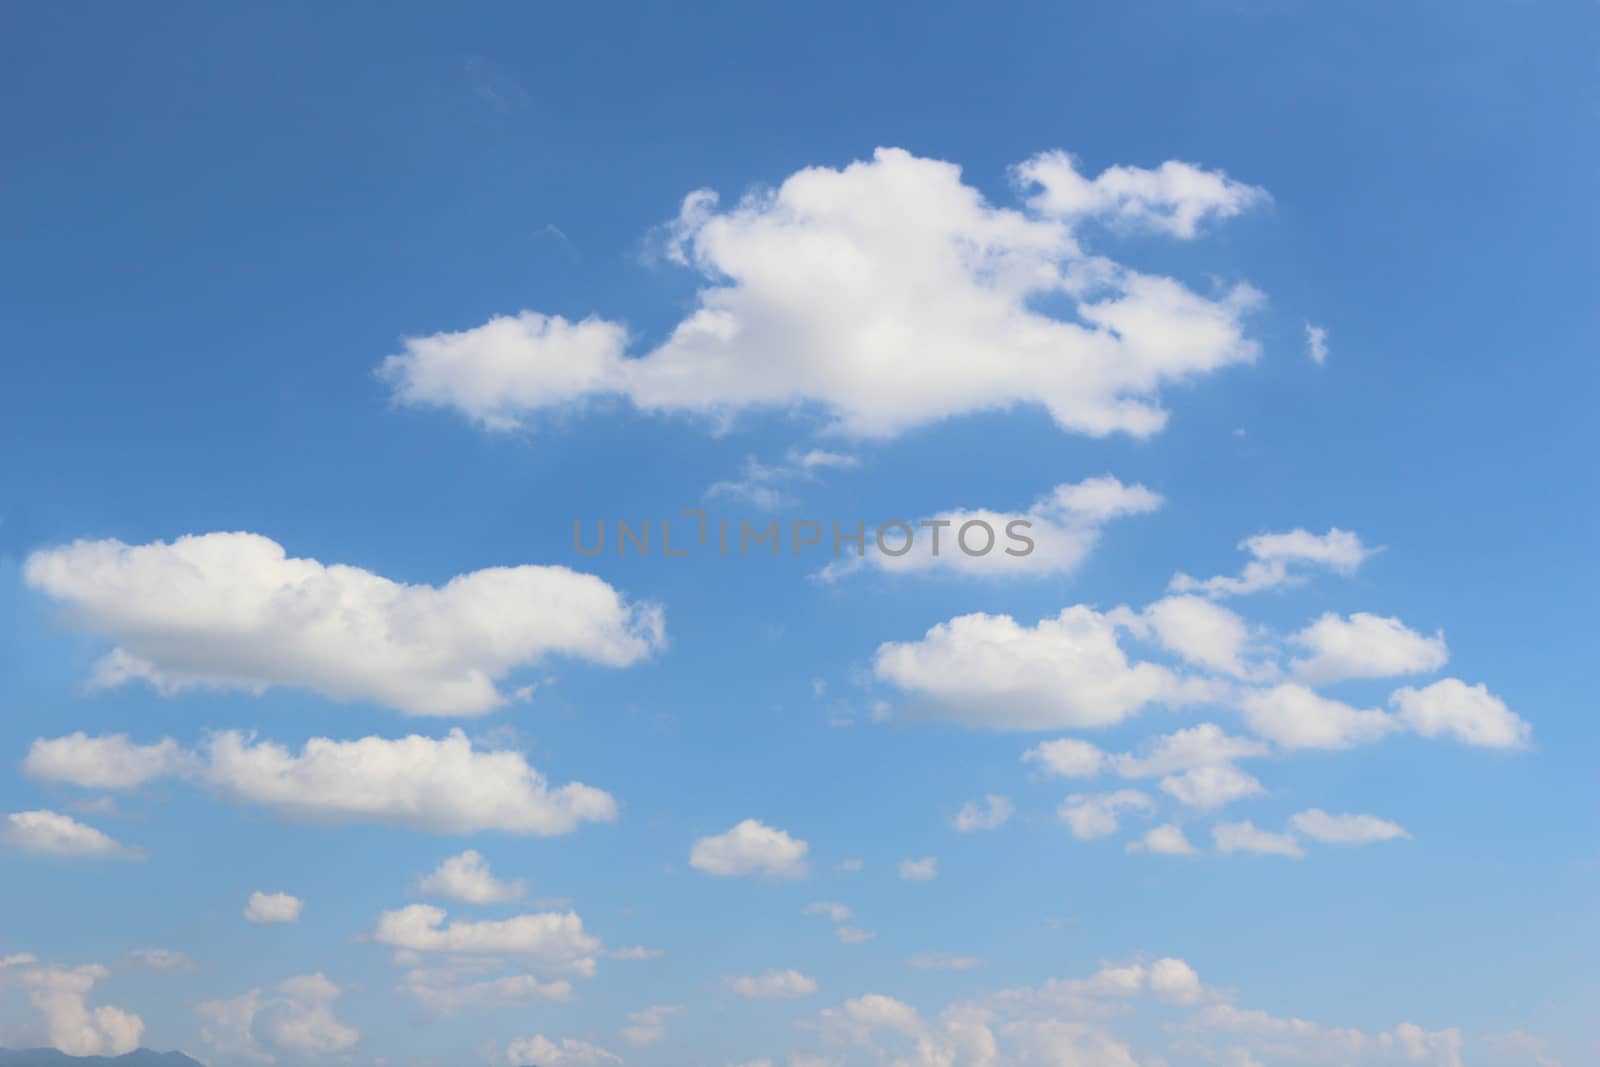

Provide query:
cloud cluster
left=381, top=147, right=1266, bottom=439
left=26, top=728, right=617, bottom=836
left=197, top=973, right=359, bottom=1062
left=24, top=531, right=664, bottom=716
left=0, top=961, right=143, bottom=1057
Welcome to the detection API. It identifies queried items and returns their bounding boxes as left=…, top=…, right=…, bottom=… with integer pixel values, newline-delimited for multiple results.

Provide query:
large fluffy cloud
left=25, top=728, right=617, bottom=836
left=24, top=532, right=664, bottom=716
left=381, top=147, right=1266, bottom=439
left=875, top=606, right=1217, bottom=730
left=3, top=963, right=143, bottom=1057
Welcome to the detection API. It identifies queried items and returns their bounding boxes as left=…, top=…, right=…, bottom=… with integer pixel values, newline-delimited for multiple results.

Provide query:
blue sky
left=1, top=3, right=1596, bottom=1066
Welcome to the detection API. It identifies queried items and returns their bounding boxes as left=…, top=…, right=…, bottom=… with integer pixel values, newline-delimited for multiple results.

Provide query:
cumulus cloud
left=1111, top=723, right=1271, bottom=777
left=371, top=905, right=599, bottom=975
left=203, top=729, right=616, bottom=835
left=1212, top=821, right=1304, bottom=858
left=1240, top=684, right=1398, bottom=750
left=7, top=964, right=143, bottom=1057
left=418, top=850, right=526, bottom=903
left=244, top=892, right=303, bottom=925
left=198, top=973, right=359, bottom=1062
left=23, top=733, right=192, bottom=789
left=1117, top=594, right=1272, bottom=680
left=1391, top=678, right=1531, bottom=749
left=1170, top=527, right=1375, bottom=598
left=1291, top=612, right=1448, bottom=683
left=874, top=606, right=1217, bottom=731
left=1127, top=824, right=1199, bottom=856
left=1023, top=737, right=1108, bottom=778
left=1018, top=151, right=1269, bottom=238
left=690, top=819, right=809, bottom=878
left=506, top=1035, right=620, bottom=1066
left=0, top=810, right=141, bottom=860
left=23, top=531, right=663, bottom=716
left=381, top=147, right=1265, bottom=440
left=1290, top=809, right=1411, bottom=845
left=729, top=970, right=818, bottom=999
left=953, top=795, right=1014, bottom=832
left=1159, top=764, right=1266, bottom=810
left=1058, top=791, right=1156, bottom=840
left=898, top=857, right=939, bottom=881
left=824, top=476, right=1161, bottom=580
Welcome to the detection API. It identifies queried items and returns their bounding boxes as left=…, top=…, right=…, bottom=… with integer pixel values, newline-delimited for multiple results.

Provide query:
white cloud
left=690, top=819, right=809, bottom=878
left=898, top=857, right=939, bottom=881
left=1240, top=684, right=1399, bottom=750
left=507, top=1035, right=621, bottom=1066
left=23, top=531, right=663, bottom=716
left=622, top=1004, right=682, bottom=1047
left=10, top=964, right=143, bottom=1057
left=1159, top=764, right=1266, bottom=810
left=418, top=850, right=526, bottom=903
left=1111, top=723, right=1270, bottom=778
left=0, top=810, right=140, bottom=860
left=1058, top=791, right=1156, bottom=840
left=953, top=795, right=1014, bottom=832
left=835, top=927, right=877, bottom=945
left=198, top=973, right=358, bottom=1062
left=1212, top=821, right=1304, bottom=858
left=825, top=476, right=1160, bottom=580
left=1018, top=151, right=1269, bottom=238
left=730, top=970, right=818, bottom=999
left=1119, top=594, right=1271, bottom=679
left=1391, top=678, right=1531, bottom=749
left=874, top=606, right=1216, bottom=731
left=1290, top=809, right=1411, bottom=845
left=202, top=728, right=617, bottom=835
left=1170, top=527, right=1375, bottom=598
left=23, top=733, right=192, bottom=789
left=1127, top=824, right=1198, bottom=856
left=1023, top=738, right=1107, bottom=778
left=244, top=892, right=303, bottom=925
left=1291, top=612, right=1448, bottom=683
left=372, top=905, right=599, bottom=975
left=381, top=147, right=1265, bottom=440
left=1306, top=323, right=1329, bottom=365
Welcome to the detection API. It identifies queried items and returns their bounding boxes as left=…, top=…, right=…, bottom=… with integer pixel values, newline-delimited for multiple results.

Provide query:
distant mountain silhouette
left=0, top=1051, right=203, bottom=1067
